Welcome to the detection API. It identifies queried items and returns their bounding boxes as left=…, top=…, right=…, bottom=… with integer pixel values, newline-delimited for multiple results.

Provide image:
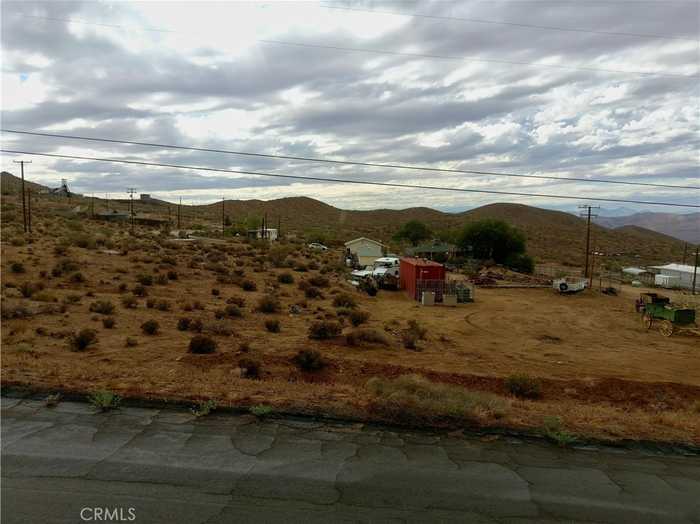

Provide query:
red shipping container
left=400, top=257, right=446, bottom=300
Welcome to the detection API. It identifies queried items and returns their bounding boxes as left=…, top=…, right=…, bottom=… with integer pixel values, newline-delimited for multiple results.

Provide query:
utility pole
left=26, top=188, right=32, bottom=233
left=691, top=247, right=698, bottom=294
left=177, top=197, right=182, bottom=229
left=277, top=216, right=281, bottom=240
left=682, top=243, right=688, bottom=265
left=127, top=188, right=136, bottom=230
left=13, top=160, right=31, bottom=233
left=579, top=205, right=599, bottom=278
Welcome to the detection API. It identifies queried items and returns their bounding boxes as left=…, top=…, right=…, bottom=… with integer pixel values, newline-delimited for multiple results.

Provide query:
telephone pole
left=682, top=243, right=688, bottom=265
left=26, top=188, right=32, bottom=233
left=13, top=160, right=31, bottom=233
left=127, top=188, right=136, bottom=230
left=579, top=205, right=599, bottom=278
left=693, top=247, right=698, bottom=295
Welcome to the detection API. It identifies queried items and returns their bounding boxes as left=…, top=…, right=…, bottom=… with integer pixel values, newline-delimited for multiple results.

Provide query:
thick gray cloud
left=0, top=0, right=698, bottom=212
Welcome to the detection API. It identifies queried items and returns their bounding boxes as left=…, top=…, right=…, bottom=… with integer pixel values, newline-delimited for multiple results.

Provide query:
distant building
left=621, top=267, right=654, bottom=285
left=344, top=237, right=385, bottom=267
left=43, top=179, right=72, bottom=197
left=140, top=194, right=152, bottom=201
left=247, top=228, right=278, bottom=241
left=406, top=241, right=461, bottom=262
left=647, top=263, right=697, bottom=291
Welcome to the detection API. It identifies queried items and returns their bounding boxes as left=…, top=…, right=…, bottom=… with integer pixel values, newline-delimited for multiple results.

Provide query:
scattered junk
left=553, top=277, right=588, bottom=294
left=344, top=237, right=386, bottom=268
left=308, top=242, right=328, bottom=251
left=352, top=257, right=401, bottom=290
left=42, top=178, right=72, bottom=197
left=443, top=294, right=458, bottom=306
left=635, top=293, right=698, bottom=337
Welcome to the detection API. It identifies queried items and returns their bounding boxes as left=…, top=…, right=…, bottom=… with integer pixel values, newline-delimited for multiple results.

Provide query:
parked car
left=308, top=242, right=328, bottom=251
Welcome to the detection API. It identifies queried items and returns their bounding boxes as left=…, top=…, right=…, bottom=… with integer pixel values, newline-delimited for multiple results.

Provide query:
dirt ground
left=2, top=207, right=699, bottom=444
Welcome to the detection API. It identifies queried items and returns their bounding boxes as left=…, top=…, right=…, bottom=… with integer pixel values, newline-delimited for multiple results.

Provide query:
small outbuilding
left=344, top=237, right=386, bottom=267
left=247, top=228, right=278, bottom=241
left=648, top=263, right=697, bottom=291
left=622, top=267, right=654, bottom=285
left=400, top=257, right=446, bottom=301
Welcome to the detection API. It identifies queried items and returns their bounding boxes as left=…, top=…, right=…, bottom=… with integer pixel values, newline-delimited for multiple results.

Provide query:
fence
left=415, top=279, right=474, bottom=303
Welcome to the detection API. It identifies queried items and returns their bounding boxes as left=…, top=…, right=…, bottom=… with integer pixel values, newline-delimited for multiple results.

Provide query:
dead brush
left=366, top=374, right=508, bottom=425
left=346, top=328, right=389, bottom=347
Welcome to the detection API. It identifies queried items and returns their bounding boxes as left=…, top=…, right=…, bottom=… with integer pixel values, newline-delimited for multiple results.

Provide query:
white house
left=247, top=228, right=278, bottom=241
left=648, top=263, right=697, bottom=291
left=344, top=237, right=386, bottom=267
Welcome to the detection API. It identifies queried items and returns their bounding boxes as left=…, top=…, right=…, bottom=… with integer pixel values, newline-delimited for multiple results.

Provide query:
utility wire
left=12, top=13, right=695, bottom=78
left=319, top=4, right=700, bottom=42
left=3, top=129, right=697, bottom=190
left=2, top=149, right=698, bottom=209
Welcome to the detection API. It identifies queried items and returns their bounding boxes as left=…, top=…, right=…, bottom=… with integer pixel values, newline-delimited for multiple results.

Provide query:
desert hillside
left=0, top=172, right=688, bottom=266
left=595, top=212, right=700, bottom=244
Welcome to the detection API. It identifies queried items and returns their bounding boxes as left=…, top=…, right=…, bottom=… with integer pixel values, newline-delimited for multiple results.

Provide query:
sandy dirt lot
left=2, top=218, right=699, bottom=444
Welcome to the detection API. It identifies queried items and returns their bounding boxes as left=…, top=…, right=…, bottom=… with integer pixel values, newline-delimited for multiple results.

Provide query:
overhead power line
left=12, top=13, right=695, bottom=78
left=319, top=4, right=700, bottom=42
left=1, top=149, right=698, bottom=209
left=3, top=130, right=697, bottom=191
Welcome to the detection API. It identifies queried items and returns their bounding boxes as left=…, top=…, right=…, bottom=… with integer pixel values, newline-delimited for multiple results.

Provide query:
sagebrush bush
left=309, top=275, right=329, bottom=288
left=177, top=317, right=191, bottom=331
left=505, top=374, right=542, bottom=399
left=132, top=284, right=148, bottom=297
left=188, top=334, right=217, bottom=354
left=225, top=304, right=242, bottom=318
left=346, top=328, right=389, bottom=347
left=257, top=295, right=280, bottom=314
left=102, top=317, right=116, bottom=329
left=305, top=286, right=323, bottom=299
left=292, top=349, right=325, bottom=371
left=10, top=261, right=25, bottom=273
left=121, top=295, right=138, bottom=309
left=155, top=299, right=171, bottom=311
left=226, top=296, right=246, bottom=307
left=350, top=310, right=370, bottom=326
left=239, top=358, right=261, bottom=379
left=140, top=319, right=160, bottom=335
left=89, top=300, right=115, bottom=315
left=68, top=329, right=98, bottom=352
left=241, top=279, right=257, bottom=291
left=332, top=293, right=356, bottom=309
left=308, top=320, right=342, bottom=340
left=137, top=274, right=153, bottom=286
left=406, top=319, right=427, bottom=340
left=277, top=272, right=294, bottom=284
left=265, top=319, right=281, bottom=333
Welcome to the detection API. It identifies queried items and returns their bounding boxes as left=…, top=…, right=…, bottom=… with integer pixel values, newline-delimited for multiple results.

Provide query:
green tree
left=393, top=220, right=431, bottom=246
left=457, top=219, right=527, bottom=263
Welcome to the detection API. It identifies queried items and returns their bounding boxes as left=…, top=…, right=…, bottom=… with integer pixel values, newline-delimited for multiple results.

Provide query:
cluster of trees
left=393, top=218, right=535, bottom=274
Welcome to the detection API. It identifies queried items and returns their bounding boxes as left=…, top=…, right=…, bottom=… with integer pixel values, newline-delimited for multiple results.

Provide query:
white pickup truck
left=351, top=257, right=400, bottom=289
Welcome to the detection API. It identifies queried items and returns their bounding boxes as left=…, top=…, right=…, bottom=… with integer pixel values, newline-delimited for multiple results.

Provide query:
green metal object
left=644, top=303, right=695, bottom=325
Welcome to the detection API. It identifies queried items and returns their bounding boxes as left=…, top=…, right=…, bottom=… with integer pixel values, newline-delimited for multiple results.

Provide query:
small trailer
left=553, top=277, right=587, bottom=294
left=635, top=293, right=697, bottom=337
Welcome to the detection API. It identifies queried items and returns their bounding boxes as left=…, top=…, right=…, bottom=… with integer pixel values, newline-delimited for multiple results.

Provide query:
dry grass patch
left=367, top=374, right=508, bottom=425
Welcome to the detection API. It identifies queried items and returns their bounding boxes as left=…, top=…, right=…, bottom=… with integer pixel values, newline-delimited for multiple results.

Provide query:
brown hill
left=0, top=171, right=685, bottom=266
left=1, top=171, right=49, bottom=194
left=595, top=212, right=700, bottom=244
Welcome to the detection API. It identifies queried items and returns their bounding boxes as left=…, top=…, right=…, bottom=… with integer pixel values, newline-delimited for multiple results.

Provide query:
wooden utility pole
left=693, top=247, right=699, bottom=295
left=277, top=216, right=281, bottom=240
left=579, top=205, right=599, bottom=278
left=127, top=188, right=136, bottom=230
left=13, top=160, right=31, bottom=233
left=682, top=243, right=688, bottom=265
left=177, top=197, right=182, bottom=229
left=26, top=189, right=32, bottom=233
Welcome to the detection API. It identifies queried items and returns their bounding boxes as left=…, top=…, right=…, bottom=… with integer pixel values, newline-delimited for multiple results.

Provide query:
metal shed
left=400, top=257, right=446, bottom=300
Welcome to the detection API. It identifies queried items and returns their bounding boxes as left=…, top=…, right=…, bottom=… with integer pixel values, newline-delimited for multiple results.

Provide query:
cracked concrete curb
left=2, top=384, right=698, bottom=457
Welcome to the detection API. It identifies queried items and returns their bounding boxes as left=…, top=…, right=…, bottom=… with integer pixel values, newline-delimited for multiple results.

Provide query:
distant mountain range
left=0, top=171, right=689, bottom=265
left=594, top=212, right=700, bottom=244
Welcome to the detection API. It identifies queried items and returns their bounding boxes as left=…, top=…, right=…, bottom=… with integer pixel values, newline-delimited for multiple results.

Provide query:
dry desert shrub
left=346, top=328, right=389, bottom=347
left=308, top=320, right=342, bottom=340
left=367, top=374, right=507, bottom=425
left=292, top=349, right=325, bottom=371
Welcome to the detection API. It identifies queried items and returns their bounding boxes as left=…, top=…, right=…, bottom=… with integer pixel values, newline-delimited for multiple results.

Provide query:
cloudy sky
left=1, top=0, right=698, bottom=214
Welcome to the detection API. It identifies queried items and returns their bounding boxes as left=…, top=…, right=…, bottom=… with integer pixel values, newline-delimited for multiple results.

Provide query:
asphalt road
left=2, top=395, right=699, bottom=523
